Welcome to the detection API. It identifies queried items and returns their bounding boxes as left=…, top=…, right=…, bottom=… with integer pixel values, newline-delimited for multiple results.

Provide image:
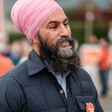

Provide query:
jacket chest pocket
left=75, top=96, right=97, bottom=111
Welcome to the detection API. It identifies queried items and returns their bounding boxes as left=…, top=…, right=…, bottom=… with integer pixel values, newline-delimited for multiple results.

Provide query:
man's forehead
left=47, top=17, right=69, bottom=25
left=44, top=9, right=67, bottom=24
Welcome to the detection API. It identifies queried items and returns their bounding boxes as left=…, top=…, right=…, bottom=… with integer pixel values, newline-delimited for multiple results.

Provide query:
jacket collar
left=27, top=50, right=46, bottom=76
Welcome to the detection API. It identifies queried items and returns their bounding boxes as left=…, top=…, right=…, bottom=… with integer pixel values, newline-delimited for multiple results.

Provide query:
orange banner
left=79, top=44, right=112, bottom=67
left=79, top=44, right=101, bottom=66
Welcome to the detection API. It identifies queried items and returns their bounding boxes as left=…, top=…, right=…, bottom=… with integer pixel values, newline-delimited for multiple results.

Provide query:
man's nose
left=59, top=25, right=69, bottom=37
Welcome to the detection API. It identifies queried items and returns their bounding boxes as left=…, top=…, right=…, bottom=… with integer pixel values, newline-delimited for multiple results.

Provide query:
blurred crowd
left=0, top=38, right=32, bottom=76
left=79, top=34, right=112, bottom=96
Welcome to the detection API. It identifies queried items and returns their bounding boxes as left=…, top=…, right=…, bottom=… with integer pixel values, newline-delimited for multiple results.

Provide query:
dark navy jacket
left=0, top=50, right=103, bottom=112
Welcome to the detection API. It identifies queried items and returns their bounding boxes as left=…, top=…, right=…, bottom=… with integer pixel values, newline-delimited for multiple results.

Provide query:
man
left=0, top=0, right=103, bottom=111
left=99, top=38, right=110, bottom=96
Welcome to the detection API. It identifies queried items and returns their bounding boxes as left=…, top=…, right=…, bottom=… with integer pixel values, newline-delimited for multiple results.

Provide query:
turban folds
left=11, top=0, right=63, bottom=41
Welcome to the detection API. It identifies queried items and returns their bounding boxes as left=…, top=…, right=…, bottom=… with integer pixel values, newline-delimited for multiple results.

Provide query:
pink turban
left=11, top=0, right=63, bottom=41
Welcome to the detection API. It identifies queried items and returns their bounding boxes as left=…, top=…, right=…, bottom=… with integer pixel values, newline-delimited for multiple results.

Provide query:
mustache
left=54, top=36, right=74, bottom=47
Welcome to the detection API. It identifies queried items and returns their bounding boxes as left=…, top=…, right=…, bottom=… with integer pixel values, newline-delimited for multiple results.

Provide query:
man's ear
left=33, top=35, right=39, bottom=44
left=32, top=34, right=40, bottom=55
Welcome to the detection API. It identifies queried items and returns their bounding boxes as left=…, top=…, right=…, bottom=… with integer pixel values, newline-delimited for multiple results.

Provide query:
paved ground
left=99, top=90, right=112, bottom=112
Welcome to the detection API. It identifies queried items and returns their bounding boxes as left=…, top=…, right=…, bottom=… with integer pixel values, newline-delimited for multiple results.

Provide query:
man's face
left=38, top=9, right=72, bottom=56
left=35, top=9, right=79, bottom=73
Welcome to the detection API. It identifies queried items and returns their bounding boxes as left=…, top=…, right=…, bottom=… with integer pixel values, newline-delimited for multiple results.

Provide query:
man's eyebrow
left=64, top=17, right=69, bottom=23
left=47, top=17, right=69, bottom=27
left=47, top=21, right=58, bottom=26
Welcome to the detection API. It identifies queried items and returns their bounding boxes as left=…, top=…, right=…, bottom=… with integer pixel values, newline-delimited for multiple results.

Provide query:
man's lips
left=60, top=41, right=69, bottom=47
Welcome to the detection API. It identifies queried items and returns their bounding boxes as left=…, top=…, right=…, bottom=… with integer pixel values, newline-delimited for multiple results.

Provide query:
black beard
left=38, top=34, right=80, bottom=74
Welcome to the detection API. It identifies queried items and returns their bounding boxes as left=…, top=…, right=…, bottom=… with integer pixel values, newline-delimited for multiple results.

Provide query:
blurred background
left=2, top=0, right=112, bottom=44
left=0, top=0, right=112, bottom=111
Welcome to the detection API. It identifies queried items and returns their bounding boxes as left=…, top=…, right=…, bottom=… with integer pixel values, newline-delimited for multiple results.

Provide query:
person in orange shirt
left=99, top=38, right=110, bottom=96
left=0, top=39, right=14, bottom=77
left=0, top=54, right=14, bottom=77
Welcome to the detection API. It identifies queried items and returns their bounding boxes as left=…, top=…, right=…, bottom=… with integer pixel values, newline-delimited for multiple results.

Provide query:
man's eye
left=50, top=26, right=57, bottom=29
left=64, top=23, right=68, bottom=26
